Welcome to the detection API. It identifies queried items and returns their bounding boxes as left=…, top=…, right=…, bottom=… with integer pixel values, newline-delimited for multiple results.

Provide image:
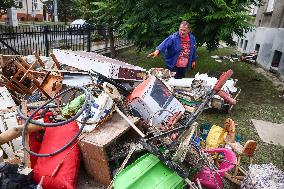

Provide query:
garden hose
left=18, top=86, right=91, bottom=157
left=17, top=86, right=90, bottom=127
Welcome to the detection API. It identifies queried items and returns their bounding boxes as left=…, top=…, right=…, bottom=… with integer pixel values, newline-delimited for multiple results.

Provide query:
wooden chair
left=1, top=56, right=52, bottom=100
left=225, top=140, right=257, bottom=185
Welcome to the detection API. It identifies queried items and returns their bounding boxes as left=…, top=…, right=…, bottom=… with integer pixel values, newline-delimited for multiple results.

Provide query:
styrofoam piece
left=0, top=87, right=16, bottom=110
left=53, top=49, right=146, bottom=81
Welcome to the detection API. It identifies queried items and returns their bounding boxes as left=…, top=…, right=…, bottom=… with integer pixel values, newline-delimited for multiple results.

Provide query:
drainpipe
left=25, top=0, right=28, bottom=21
left=53, top=0, right=58, bottom=22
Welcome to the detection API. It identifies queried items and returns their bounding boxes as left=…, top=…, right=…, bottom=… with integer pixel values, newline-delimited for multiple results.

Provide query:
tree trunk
left=107, top=25, right=115, bottom=58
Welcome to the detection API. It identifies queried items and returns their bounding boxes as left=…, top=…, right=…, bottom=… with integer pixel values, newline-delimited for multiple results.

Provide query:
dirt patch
left=251, top=66, right=284, bottom=96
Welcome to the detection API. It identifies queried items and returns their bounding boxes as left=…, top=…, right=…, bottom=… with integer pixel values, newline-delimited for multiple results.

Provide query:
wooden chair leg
left=233, top=155, right=241, bottom=177
left=50, top=53, right=61, bottom=69
left=33, top=51, right=45, bottom=68
left=249, top=157, right=253, bottom=164
left=224, top=172, right=242, bottom=185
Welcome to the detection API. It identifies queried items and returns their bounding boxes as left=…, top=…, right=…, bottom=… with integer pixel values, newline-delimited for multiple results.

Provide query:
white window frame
left=14, top=0, right=24, bottom=9
left=32, top=0, right=39, bottom=10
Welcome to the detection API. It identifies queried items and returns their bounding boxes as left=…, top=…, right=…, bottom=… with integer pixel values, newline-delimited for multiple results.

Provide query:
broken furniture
left=79, top=112, right=140, bottom=187
left=137, top=70, right=237, bottom=188
left=224, top=140, right=257, bottom=185
left=1, top=57, right=50, bottom=100
left=1, top=53, right=63, bottom=103
left=167, top=72, right=238, bottom=112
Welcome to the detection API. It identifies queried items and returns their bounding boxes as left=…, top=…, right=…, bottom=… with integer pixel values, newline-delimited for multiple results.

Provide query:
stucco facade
left=236, top=0, right=284, bottom=80
left=0, top=0, right=44, bottom=22
left=16, top=0, right=44, bottom=21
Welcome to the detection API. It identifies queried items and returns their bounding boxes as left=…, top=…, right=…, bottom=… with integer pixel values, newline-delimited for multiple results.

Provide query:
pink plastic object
left=194, top=148, right=236, bottom=189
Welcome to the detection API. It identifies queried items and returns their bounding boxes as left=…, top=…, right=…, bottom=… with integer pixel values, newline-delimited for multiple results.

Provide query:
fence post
left=44, top=25, right=49, bottom=56
left=87, top=29, right=91, bottom=52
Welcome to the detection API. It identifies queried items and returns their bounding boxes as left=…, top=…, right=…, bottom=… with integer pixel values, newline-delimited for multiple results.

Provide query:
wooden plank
left=33, top=51, right=45, bottom=68
left=50, top=53, right=61, bottom=69
left=0, top=54, right=3, bottom=67
left=81, top=113, right=130, bottom=147
left=79, top=143, right=112, bottom=186
left=22, top=100, right=31, bottom=168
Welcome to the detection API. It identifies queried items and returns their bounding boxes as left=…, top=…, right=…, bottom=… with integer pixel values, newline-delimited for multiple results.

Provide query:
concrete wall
left=253, top=0, right=284, bottom=28
left=236, top=27, right=284, bottom=80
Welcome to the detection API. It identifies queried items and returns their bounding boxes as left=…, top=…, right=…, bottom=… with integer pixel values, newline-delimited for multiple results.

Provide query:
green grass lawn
left=117, top=47, right=284, bottom=175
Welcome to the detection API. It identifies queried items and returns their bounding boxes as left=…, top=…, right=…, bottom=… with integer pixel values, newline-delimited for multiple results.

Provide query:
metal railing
left=0, top=24, right=130, bottom=56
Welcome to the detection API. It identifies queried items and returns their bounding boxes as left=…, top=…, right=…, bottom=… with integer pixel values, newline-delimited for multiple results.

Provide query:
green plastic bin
left=114, top=153, right=185, bottom=189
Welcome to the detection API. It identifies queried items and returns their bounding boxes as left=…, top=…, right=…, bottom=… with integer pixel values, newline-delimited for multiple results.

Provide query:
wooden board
left=81, top=113, right=130, bottom=147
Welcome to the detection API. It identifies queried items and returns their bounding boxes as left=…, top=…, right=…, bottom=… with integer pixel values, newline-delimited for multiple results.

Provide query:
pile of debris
left=211, top=54, right=239, bottom=63
left=167, top=72, right=240, bottom=112
left=0, top=50, right=282, bottom=189
left=240, top=51, right=258, bottom=65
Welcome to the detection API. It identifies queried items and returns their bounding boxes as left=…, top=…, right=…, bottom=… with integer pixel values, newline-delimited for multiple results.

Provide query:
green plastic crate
left=114, top=153, right=185, bottom=189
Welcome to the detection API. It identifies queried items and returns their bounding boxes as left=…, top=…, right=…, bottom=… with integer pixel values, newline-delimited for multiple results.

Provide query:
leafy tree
left=76, top=0, right=263, bottom=52
left=118, top=0, right=263, bottom=51
left=0, top=0, right=16, bottom=15
left=75, top=0, right=124, bottom=57
left=57, top=0, right=80, bottom=24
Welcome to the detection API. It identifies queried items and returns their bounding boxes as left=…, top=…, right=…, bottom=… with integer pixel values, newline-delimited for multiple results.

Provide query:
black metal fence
left=0, top=24, right=130, bottom=56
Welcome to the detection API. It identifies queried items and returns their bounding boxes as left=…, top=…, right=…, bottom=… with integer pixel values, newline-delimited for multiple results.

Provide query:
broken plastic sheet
left=167, top=73, right=238, bottom=93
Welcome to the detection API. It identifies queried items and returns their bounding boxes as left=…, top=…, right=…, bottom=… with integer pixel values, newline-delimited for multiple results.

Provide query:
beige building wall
left=15, top=0, right=44, bottom=21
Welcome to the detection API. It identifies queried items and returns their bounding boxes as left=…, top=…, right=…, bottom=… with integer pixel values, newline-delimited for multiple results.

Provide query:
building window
left=32, top=0, right=38, bottom=10
left=244, top=40, right=248, bottom=51
left=271, top=50, right=282, bottom=67
left=240, top=39, right=244, bottom=48
left=15, top=0, right=23, bottom=8
left=255, top=44, right=260, bottom=52
left=266, top=0, right=275, bottom=13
